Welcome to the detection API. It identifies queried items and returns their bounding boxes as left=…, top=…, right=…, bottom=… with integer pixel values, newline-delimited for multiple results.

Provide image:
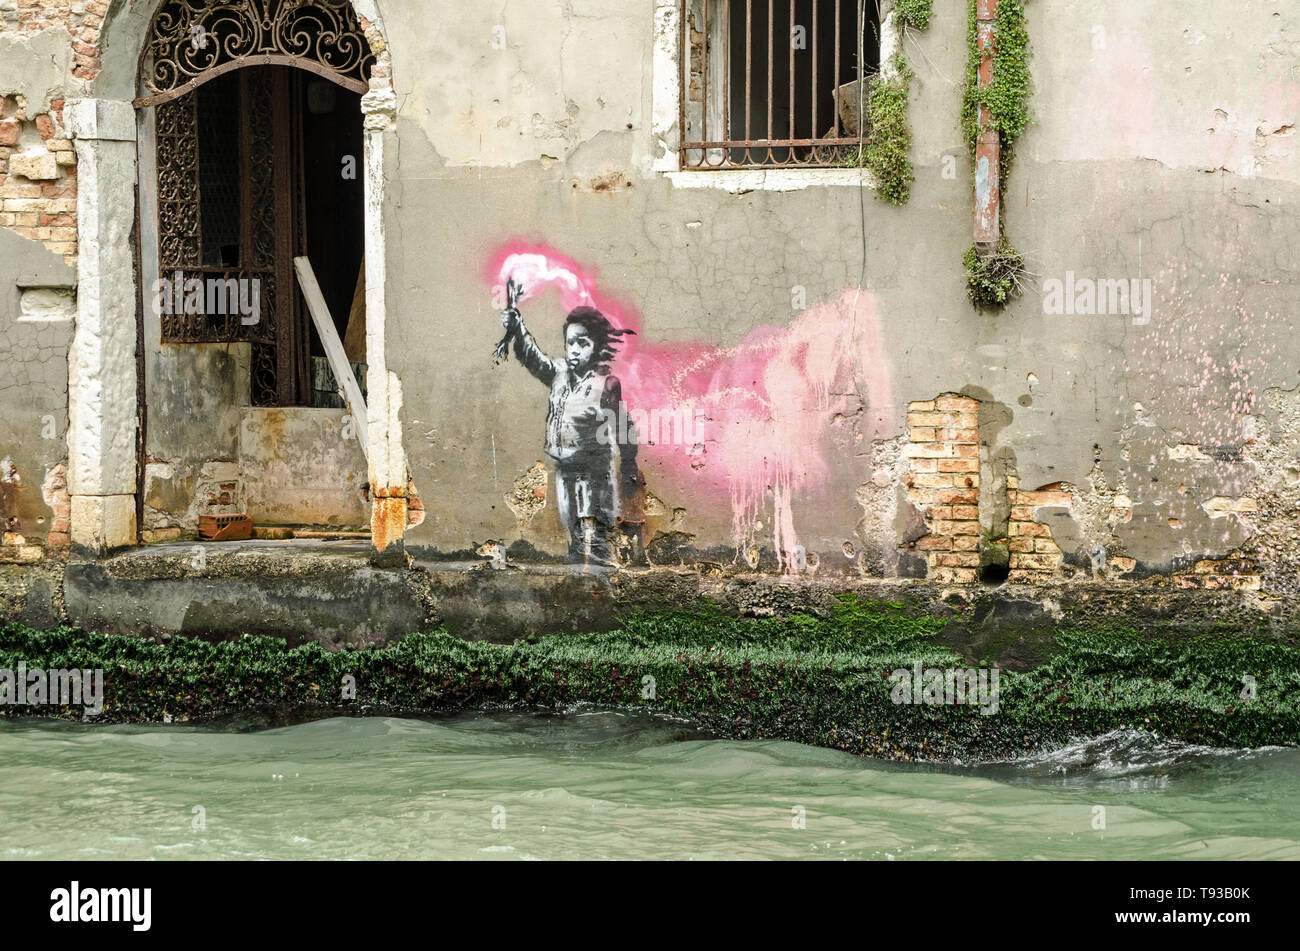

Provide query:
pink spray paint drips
left=490, top=242, right=892, bottom=570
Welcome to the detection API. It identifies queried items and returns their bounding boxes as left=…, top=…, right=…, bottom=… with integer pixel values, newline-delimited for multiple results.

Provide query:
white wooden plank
left=294, top=256, right=369, bottom=462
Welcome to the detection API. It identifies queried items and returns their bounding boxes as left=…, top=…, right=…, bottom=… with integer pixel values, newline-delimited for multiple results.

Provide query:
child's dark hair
left=564, top=306, right=636, bottom=365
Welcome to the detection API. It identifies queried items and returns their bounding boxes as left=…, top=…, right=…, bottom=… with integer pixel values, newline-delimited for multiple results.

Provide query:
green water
left=2, top=710, right=1298, bottom=860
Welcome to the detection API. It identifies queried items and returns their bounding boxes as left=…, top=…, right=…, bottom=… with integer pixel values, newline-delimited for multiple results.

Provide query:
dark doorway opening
left=157, top=65, right=365, bottom=407
left=300, top=77, right=366, bottom=403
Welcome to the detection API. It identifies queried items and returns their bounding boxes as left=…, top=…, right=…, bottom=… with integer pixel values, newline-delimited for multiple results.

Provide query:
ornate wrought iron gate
left=143, top=0, right=375, bottom=407
left=155, top=68, right=307, bottom=406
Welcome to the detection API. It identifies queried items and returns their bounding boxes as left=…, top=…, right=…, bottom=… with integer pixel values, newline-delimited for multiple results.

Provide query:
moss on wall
left=4, top=595, right=1298, bottom=762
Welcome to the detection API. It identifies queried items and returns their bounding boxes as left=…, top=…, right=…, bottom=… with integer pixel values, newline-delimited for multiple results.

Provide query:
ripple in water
left=0, top=712, right=1296, bottom=860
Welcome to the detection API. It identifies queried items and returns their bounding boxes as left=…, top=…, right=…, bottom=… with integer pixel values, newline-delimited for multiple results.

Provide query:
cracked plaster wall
left=383, top=0, right=1300, bottom=589
left=0, top=224, right=73, bottom=553
left=1, top=1, right=1300, bottom=591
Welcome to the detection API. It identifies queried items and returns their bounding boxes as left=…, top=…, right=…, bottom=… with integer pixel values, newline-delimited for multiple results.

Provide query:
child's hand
left=500, top=307, right=520, bottom=330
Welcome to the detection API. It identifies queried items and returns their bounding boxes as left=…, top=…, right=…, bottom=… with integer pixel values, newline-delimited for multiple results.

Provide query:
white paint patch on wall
left=665, top=168, right=877, bottom=192
left=386, top=0, right=644, bottom=168
left=17, top=287, right=75, bottom=322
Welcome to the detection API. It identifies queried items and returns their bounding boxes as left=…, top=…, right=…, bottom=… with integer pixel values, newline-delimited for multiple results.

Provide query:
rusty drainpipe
left=974, top=0, right=1000, bottom=253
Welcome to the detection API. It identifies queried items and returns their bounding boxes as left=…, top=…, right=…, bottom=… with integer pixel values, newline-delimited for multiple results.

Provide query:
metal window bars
left=679, top=0, right=879, bottom=169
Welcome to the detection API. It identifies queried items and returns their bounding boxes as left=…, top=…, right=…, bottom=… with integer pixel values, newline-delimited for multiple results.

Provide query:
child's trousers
left=554, top=456, right=618, bottom=566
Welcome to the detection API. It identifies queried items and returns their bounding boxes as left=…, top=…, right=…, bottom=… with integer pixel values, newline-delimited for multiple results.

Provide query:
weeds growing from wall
left=893, top=0, right=934, bottom=31
left=961, top=0, right=1032, bottom=308
left=856, top=4, right=934, bottom=204
left=862, top=59, right=915, bottom=205
left=964, top=237, right=1028, bottom=307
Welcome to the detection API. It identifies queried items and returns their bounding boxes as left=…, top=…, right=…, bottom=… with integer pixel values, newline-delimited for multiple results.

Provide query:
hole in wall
left=979, top=562, right=1010, bottom=586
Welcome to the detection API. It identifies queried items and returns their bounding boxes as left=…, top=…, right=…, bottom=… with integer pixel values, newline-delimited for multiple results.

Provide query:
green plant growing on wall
left=960, top=0, right=1032, bottom=308
left=961, top=0, right=1032, bottom=166
left=862, top=58, right=915, bottom=205
left=894, top=0, right=934, bottom=31
left=849, top=3, right=934, bottom=204
left=964, top=237, right=1027, bottom=307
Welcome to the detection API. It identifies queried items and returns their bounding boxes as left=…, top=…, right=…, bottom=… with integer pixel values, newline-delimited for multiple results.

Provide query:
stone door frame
left=63, top=0, right=407, bottom=557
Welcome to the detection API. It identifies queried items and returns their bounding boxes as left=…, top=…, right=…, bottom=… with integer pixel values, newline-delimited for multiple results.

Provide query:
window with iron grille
left=680, top=0, right=882, bottom=169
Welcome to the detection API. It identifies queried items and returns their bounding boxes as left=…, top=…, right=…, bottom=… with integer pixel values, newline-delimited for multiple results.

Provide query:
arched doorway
left=138, top=0, right=376, bottom=407
left=134, top=0, right=376, bottom=537
left=67, top=0, right=405, bottom=556
left=147, top=64, right=366, bottom=408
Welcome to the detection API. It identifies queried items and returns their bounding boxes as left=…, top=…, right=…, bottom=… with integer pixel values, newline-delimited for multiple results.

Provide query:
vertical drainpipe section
left=360, top=80, right=407, bottom=567
left=973, top=1, right=1002, bottom=579
left=974, top=0, right=1000, bottom=252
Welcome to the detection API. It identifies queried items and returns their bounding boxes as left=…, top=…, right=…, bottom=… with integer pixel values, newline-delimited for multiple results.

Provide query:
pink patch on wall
left=490, top=242, right=892, bottom=570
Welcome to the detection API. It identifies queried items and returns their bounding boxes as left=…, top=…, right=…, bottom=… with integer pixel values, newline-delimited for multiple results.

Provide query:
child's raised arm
left=504, top=311, right=559, bottom=386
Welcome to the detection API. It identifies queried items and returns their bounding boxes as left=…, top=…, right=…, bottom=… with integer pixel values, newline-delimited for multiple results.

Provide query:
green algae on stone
left=3, top=596, right=1298, bottom=761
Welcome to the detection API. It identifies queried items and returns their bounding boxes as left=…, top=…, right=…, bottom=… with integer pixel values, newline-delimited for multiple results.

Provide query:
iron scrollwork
left=138, top=0, right=375, bottom=107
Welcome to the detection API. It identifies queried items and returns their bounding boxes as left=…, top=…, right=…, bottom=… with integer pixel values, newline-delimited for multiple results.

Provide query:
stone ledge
left=0, top=547, right=1292, bottom=658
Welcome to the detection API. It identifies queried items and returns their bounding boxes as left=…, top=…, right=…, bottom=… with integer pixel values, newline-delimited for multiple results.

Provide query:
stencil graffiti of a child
left=501, top=298, right=644, bottom=567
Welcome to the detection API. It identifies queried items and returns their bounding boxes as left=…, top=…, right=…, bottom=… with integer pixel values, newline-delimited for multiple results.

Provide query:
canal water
left=2, top=710, right=1297, bottom=860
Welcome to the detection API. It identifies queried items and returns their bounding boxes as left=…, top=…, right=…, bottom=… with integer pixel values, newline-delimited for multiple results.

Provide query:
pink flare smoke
left=486, top=242, right=891, bottom=570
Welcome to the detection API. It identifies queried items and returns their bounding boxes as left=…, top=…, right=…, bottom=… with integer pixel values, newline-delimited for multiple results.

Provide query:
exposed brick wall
left=0, top=95, right=77, bottom=265
left=1, top=0, right=76, bottom=35
left=0, top=0, right=104, bottom=75
left=1173, top=556, right=1262, bottom=591
left=903, top=394, right=981, bottom=584
left=72, top=1, right=107, bottom=80
left=1006, top=477, right=1067, bottom=583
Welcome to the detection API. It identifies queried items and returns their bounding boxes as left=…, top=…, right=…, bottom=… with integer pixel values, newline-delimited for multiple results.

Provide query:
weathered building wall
left=239, top=407, right=370, bottom=529
left=0, top=226, right=73, bottom=560
left=1, top=0, right=1299, bottom=624
left=0, top=4, right=80, bottom=565
left=382, top=0, right=1300, bottom=596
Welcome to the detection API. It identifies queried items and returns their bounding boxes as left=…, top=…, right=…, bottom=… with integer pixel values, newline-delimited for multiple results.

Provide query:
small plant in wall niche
left=964, top=238, right=1027, bottom=308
